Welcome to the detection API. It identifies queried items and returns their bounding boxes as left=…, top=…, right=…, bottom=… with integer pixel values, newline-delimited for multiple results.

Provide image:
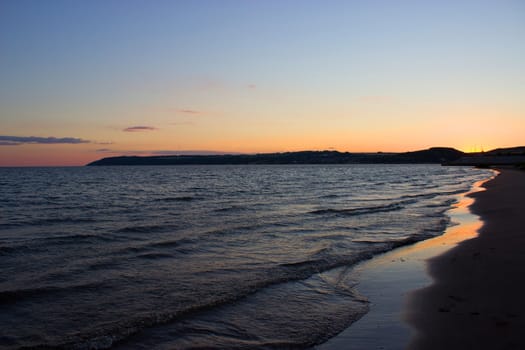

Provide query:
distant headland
left=85, top=147, right=525, bottom=166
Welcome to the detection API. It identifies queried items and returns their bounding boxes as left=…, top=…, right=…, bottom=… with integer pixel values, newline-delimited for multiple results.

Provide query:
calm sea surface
left=0, top=164, right=491, bottom=349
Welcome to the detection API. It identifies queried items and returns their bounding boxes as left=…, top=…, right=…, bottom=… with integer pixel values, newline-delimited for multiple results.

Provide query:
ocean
left=0, top=164, right=491, bottom=349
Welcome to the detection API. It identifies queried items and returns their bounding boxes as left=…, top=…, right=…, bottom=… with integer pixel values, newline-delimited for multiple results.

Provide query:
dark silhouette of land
left=446, top=146, right=525, bottom=166
left=87, top=147, right=465, bottom=166
left=87, top=146, right=525, bottom=166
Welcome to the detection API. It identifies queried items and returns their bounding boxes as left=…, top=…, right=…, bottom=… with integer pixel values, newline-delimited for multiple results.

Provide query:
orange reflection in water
left=368, top=174, right=496, bottom=268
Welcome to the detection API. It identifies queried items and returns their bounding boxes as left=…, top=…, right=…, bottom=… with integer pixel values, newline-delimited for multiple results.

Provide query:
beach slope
left=407, top=169, right=525, bottom=349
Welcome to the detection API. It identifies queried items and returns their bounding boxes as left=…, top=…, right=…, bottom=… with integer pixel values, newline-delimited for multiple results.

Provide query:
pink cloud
left=123, top=126, right=157, bottom=132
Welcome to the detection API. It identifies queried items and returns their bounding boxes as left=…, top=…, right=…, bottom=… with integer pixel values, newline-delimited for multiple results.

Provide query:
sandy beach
left=407, top=168, right=525, bottom=349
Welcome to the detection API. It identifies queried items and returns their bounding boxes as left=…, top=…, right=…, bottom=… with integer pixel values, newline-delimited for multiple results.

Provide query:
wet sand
left=407, top=168, right=525, bottom=349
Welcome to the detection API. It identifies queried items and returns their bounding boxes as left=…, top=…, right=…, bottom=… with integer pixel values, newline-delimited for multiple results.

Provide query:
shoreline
left=407, top=168, right=525, bottom=349
left=316, top=169, right=496, bottom=350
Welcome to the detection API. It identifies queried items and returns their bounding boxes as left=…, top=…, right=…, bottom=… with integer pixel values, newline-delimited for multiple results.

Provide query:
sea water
left=0, top=164, right=491, bottom=349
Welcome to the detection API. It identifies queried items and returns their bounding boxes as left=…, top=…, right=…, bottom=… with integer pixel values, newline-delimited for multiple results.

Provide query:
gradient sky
left=1, top=0, right=524, bottom=166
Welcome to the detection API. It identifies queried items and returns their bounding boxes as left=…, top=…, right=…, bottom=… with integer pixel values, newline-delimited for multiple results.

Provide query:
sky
left=0, top=0, right=524, bottom=166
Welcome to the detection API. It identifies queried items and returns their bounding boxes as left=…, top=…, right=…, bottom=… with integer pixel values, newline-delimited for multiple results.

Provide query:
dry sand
left=407, top=168, right=525, bottom=349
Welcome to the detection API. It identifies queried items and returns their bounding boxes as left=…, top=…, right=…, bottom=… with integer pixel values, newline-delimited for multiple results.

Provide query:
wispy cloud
left=170, top=121, right=194, bottom=126
left=176, top=109, right=201, bottom=115
left=123, top=126, right=157, bottom=132
left=0, top=135, right=90, bottom=146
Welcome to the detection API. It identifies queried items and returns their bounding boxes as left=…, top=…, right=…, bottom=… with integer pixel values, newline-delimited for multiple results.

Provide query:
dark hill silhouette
left=86, top=147, right=465, bottom=166
left=484, top=146, right=525, bottom=156
left=445, top=146, right=525, bottom=166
